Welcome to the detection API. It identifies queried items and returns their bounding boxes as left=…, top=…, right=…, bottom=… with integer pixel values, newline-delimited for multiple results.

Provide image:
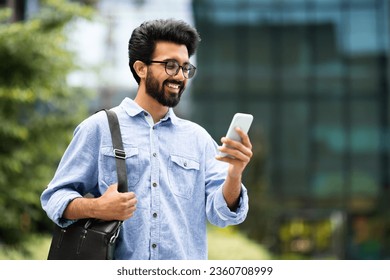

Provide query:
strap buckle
left=114, top=149, right=126, bottom=159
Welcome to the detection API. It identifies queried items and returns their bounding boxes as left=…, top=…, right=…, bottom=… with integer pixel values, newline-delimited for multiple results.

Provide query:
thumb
left=106, top=183, right=119, bottom=193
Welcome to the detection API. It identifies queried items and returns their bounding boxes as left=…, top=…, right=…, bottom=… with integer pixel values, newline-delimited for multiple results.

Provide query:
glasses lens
left=165, top=61, right=179, bottom=76
left=184, top=64, right=196, bottom=78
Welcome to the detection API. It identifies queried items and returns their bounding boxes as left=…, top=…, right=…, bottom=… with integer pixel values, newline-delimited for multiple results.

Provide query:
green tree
left=0, top=0, right=93, bottom=244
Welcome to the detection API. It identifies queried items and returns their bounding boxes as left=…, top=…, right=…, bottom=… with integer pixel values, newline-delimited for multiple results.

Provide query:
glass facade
left=192, top=0, right=390, bottom=259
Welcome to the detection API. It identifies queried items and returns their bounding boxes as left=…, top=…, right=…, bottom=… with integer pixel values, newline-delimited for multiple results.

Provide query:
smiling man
left=41, top=19, right=253, bottom=260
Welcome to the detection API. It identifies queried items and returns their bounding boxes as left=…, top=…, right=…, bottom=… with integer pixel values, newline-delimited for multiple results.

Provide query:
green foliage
left=0, top=0, right=94, bottom=244
left=207, top=224, right=272, bottom=260
left=0, top=233, right=52, bottom=260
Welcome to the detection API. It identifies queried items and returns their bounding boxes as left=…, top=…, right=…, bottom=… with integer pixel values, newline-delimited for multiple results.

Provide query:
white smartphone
left=219, top=113, right=253, bottom=157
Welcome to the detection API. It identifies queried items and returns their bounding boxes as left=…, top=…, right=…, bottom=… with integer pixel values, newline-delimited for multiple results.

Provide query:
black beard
left=145, top=73, right=185, bottom=108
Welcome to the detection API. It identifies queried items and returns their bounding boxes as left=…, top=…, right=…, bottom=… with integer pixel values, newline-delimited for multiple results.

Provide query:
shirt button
left=184, top=162, right=187, bottom=167
left=153, top=213, right=158, bottom=218
left=144, top=112, right=148, bottom=116
left=152, top=182, right=157, bottom=187
left=153, top=152, right=157, bottom=157
left=152, top=243, right=157, bottom=249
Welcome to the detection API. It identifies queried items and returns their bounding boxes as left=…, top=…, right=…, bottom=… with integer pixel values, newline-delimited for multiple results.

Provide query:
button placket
left=150, top=127, right=160, bottom=259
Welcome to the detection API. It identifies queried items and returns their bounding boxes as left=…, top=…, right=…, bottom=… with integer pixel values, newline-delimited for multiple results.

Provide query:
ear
left=133, top=60, right=147, bottom=80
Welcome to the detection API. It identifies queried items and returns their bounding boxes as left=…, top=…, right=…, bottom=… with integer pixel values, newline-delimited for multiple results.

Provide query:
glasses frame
left=149, top=59, right=196, bottom=79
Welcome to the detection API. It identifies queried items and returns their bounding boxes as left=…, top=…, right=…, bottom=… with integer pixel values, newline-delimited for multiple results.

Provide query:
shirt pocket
left=168, top=155, right=200, bottom=199
left=101, top=145, right=140, bottom=189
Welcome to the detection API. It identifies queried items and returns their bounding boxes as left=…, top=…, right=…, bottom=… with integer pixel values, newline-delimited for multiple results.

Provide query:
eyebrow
left=157, top=58, right=191, bottom=64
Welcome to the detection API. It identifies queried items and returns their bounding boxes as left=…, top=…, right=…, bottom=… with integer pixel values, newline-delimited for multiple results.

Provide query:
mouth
left=164, top=80, right=184, bottom=91
left=166, top=82, right=181, bottom=90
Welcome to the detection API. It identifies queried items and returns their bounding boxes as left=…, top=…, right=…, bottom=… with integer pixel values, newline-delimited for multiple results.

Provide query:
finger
left=125, top=201, right=137, bottom=219
left=125, top=211, right=135, bottom=220
left=124, top=191, right=136, bottom=199
left=118, top=198, right=137, bottom=217
left=219, top=147, right=251, bottom=162
left=217, top=145, right=252, bottom=163
left=129, top=197, right=137, bottom=207
left=127, top=203, right=137, bottom=213
left=220, top=139, right=253, bottom=158
left=216, top=153, right=247, bottom=166
left=215, top=155, right=232, bottom=163
left=120, top=193, right=137, bottom=207
left=234, top=127, right=252, bottom=149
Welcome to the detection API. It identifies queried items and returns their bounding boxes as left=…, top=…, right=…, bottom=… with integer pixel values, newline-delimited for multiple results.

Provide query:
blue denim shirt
left=41, top=98, right=249, bottom=260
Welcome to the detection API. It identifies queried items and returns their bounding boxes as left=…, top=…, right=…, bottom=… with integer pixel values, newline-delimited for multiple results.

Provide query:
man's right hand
left=63, top=183, right=137, bottom=221
left=96, top=183, right=137, bottom=221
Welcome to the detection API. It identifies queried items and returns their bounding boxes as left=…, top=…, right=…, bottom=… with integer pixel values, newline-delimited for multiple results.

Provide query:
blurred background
left=0, top=0, right=389, bottom=260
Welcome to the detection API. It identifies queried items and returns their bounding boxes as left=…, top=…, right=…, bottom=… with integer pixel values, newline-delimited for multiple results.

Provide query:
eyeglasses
left=149, top=59, right=196, bottom=79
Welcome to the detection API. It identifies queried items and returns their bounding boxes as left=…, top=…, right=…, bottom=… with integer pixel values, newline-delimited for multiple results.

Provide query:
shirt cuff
left=214, top=184, right=249, bottom=221
left=49, top=190, right=82, bottom=227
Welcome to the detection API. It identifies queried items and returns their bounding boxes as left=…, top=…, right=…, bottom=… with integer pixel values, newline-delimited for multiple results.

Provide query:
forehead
left=153, top=41, right=189, bottom=62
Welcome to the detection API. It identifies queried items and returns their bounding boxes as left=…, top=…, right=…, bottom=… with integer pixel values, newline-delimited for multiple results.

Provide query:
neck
left=134, top=90, right=169, bottom=124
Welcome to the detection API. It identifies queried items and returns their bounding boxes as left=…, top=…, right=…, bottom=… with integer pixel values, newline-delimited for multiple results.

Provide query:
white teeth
left=167, top=83, right=180, bottom=89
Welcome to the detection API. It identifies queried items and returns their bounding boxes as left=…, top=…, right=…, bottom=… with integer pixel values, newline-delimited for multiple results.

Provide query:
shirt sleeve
left=40, top=114, right=103, bottom=227
left=204, top=136, right=249, bottom=227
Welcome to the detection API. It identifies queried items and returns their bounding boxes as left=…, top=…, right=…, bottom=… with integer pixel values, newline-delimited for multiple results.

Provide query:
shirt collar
left=120, top=97, right=179, bottom=125
left=164, top=108, right=179, bottom=125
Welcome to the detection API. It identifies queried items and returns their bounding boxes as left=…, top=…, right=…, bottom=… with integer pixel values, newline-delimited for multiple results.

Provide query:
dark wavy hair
left=128, top=19, right=201, bottom=84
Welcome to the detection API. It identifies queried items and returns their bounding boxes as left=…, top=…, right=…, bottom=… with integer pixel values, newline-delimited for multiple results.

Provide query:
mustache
left=164, top=79, right=184, bottom=88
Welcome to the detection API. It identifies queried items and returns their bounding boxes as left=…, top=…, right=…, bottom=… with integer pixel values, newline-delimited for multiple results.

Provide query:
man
left=41, top=19, right=253, bottom=260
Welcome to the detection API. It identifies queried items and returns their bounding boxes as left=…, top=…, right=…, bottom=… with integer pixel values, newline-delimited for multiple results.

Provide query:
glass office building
left=191, top=0, right=390, bottom=259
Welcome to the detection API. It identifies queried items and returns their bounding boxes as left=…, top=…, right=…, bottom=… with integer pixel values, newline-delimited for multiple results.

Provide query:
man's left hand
left=216, top=127, right=253, bottom=178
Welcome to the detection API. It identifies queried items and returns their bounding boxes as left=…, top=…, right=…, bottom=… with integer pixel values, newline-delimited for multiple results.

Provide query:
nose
left=174, top=66, right=186, bottom=80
